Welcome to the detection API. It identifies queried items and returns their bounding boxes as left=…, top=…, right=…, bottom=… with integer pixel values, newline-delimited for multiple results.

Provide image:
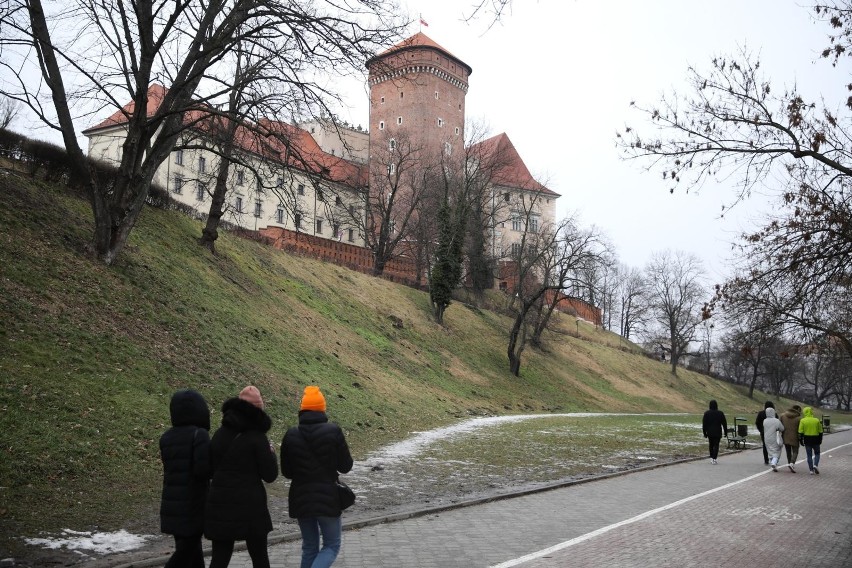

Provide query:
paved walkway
left=227, top=427, right=852, bottom=568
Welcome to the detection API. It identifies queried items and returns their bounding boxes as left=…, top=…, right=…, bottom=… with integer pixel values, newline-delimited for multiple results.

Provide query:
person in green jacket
left=797, top=407, right=824, bottom=475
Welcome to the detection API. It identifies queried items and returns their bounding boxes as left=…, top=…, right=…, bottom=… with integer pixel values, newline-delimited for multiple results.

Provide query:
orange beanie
left=300, top=386, right=326, bottom=412
left=239, top=385, right=264, bottom=409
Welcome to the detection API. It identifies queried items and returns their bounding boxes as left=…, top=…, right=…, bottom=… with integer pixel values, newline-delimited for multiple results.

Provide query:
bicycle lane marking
left=489, top=440, right=852, bottom=568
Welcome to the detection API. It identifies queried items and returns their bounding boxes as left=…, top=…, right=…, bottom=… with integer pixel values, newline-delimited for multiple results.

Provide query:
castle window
left=196, top=181, right=206, bottom=201
left=437, top=118, right=443, bottom=127
left=295, top=213, right=302, bottom=230
left=317, top=189, right=324, bottom=202
left=235, top=196, right=243, bottom=213
left=333, top=223, right=340, bottom=239
left=315, top=219, right=323, bottom=234
left=511, top=243, right=522, bottom=255
left=397, top=116, right=402, bottom=125
left=276, top=207, right=284, bottom=224
left=380, top=96, right=385, bottom=104
left=389, top=138, right=396, bottom=150
left=379, top=121, right=385, bottom=130
left=400, top=92, right=404, bottom=99
left=530, top=216, right=539, bottom=232
left=198, top=156, right=206, bottom=173
left=349, top=204, right=356, bottom=215
left=435, top=91, right=439, bottom=99
left=174, top=149, right=184, bottom=165
left=387, top=163, right=396, bottom=175
left=348, top=228, right=354, bottom=242
left=444, top=142, right=452, bottom=155
left=335, top=196, right=343, bottom=206
left=512, top=217, right=521, bottom=231
left=172, top=174, right=184, bottom=194
left=297, top=184, right=305, bottom=196
left=504, top=192, right=511, bottom=202
left=236, top=169, right=244, bottom=185
left=455, top=127, right=460, bottom=136
left=254, top=200, right=262, bottom=218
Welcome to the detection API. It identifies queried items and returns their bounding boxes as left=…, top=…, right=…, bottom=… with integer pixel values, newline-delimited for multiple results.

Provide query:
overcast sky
left=336, top=0, right=838, bottom=284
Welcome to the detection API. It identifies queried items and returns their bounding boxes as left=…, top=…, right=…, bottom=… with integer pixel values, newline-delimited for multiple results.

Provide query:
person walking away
left=755, top=401, right=775, bottom=465
left=206, top=386, right=279, bottom=568
left=159, top=389, right=211, bottom=568
left=762, top=407, right=785, bottom=471
left=281, top=386, right=354, bottom=568
left=701, top=400, right=727, bottom=464
left=779, top=405, right=802, bottom=472
left=798, top=406, right=824, bottom=475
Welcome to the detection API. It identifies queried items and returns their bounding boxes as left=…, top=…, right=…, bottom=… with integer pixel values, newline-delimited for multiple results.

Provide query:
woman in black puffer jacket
left=159, top=389, right=211, bottom=568
left=281, top=385, right=353, bottom=568
left=205, top=386, right=279, bottom=568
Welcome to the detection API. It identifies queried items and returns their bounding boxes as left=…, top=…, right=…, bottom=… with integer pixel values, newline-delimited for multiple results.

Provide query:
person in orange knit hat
left=300, top=385, right=326, bottom=412
left=281, top=386, right=353, bottom=568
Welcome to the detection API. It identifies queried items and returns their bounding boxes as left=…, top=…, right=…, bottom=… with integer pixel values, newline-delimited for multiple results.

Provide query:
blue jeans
left=804, top=443, right=821, bottom=470
left=298, top=516, right=342, bottom=568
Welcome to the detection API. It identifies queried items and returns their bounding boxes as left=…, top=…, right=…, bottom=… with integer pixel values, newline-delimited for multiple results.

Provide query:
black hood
left=169, top=389, right=210, bottom=430
left=709, top=400, right=718, bottom=410
left=764, top=400, right=775, bottom=409
left=220, top=397, right=272, bottom=433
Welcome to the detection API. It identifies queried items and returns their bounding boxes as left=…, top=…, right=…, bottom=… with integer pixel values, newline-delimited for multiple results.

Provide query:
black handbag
left=336, top=479, right=356, bottom=510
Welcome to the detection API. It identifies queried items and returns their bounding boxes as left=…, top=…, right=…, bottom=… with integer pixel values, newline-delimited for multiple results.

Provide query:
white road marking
left=489, top=440, right=852, bottom=568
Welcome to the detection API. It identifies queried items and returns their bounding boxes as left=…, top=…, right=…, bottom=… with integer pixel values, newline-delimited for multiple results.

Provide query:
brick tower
left=366, top=32, right=472, bottom=157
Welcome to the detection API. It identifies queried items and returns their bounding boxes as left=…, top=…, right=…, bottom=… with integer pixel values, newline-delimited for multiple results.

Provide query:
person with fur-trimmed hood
left=159, top=389, right=211, bottom=568
left=205, top=386, right=279, bottom=568
left=281, top=385, right=354, bottom=568
left=779, top=405, right=802, bottom=472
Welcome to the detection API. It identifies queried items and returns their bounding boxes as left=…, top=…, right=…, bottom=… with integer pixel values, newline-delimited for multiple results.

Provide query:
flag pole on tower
left=419, top=14, right=428, bottom=29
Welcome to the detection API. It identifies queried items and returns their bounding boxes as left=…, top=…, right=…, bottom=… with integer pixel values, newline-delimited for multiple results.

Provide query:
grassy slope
left=0, top=172, right=836, bottom=548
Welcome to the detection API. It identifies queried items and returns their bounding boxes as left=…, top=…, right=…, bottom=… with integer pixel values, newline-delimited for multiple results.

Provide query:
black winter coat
left=280, top=410, right=353, bottom=518
left=159, top=389, right=211, bottom=537
left=702, top=403, right=728, bottom=439
left=204, top=398, right=278, bottom=541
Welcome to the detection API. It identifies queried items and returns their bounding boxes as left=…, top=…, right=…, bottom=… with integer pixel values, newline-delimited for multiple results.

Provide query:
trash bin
left=737, top=424, right=748, bottom=437
left=823, top=415, right=831, bottom=432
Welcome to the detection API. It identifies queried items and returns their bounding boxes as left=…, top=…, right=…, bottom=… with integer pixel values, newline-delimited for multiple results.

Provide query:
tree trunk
left=199, top=143, right=234, bottom=253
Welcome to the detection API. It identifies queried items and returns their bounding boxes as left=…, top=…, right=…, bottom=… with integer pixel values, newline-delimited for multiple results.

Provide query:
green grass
left=0, top=171, right=848, bottom=557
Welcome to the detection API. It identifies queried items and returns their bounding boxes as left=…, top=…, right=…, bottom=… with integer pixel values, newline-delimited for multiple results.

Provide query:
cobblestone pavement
left=224, top=428, right=852, bottom=568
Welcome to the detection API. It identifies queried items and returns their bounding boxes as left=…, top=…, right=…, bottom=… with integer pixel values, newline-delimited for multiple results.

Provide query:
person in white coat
left=762, top=407, right=785, bottom=471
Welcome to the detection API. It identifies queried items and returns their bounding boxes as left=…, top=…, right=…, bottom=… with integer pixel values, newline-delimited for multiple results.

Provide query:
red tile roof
left=471, top=133, right=559, bottom=196
left=84, top=84, right=366, bottom=186
left=83, top=84, right=169, bottom=132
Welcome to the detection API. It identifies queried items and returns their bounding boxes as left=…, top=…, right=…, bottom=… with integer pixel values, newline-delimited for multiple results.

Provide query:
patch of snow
left=364, top=413, right=685, bottom=464
left=25, top=529, right=154, bottom=555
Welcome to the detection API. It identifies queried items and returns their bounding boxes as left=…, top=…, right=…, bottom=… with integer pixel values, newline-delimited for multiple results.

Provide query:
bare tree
left=0, top=0, right=406, bottom=264
left=0, top=96, right=19, bottom=129
left=529, top=224, right=605, bottom=347
left=359, top=129, right=433, bottom=276
left=613, top=263, right=650, bottom=341
left=644, top=250, right=707, bottom=375
left=504, top=214, right=602, bottom=376
left=617, top=2, right=852, bottom=357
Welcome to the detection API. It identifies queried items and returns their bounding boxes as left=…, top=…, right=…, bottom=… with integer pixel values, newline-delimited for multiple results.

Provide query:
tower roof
left=367, top=32, right=472, bottom=76
left=472, top=133, right=559, bottom=197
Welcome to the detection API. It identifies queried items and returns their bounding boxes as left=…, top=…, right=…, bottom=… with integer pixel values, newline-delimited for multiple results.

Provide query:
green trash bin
left=737, top=424, right=748, bottom=437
